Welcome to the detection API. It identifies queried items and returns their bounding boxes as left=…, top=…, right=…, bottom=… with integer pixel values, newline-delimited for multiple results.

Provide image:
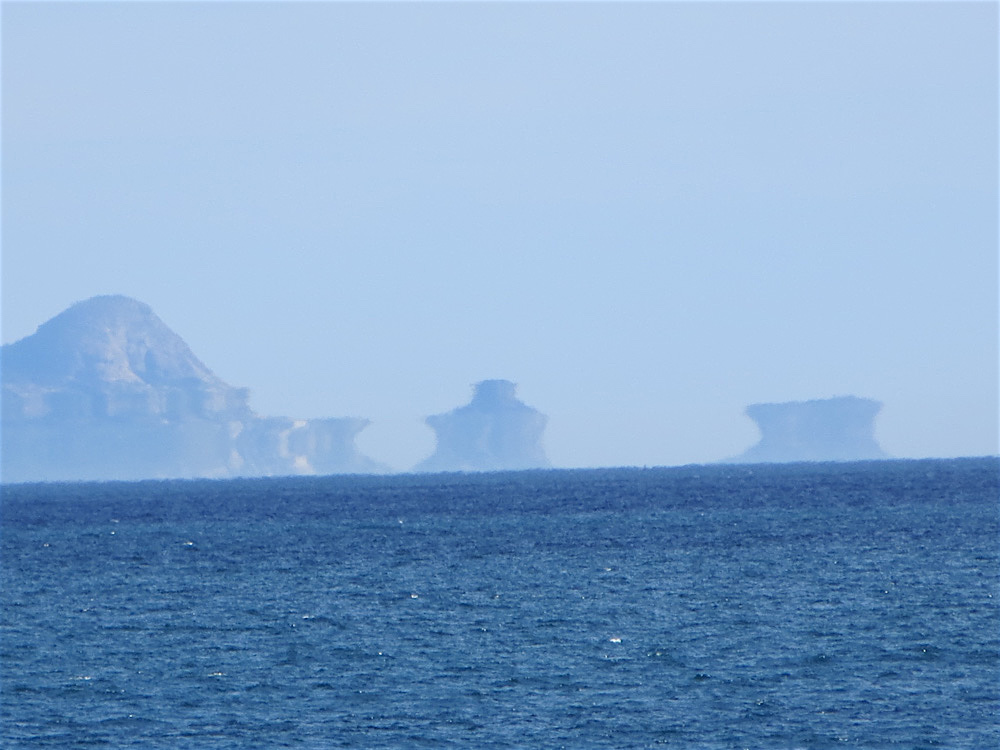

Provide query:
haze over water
left=3, top=2, right=997, bottom=470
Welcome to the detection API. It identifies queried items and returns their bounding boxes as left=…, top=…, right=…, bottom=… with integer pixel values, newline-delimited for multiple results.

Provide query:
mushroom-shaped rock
left=732, top=395, right=888, bottom=464
left=415, top=380, right=549, bottom=473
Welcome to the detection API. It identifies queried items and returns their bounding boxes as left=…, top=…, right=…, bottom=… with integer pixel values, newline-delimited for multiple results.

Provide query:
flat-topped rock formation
left=732, top=395, right=889, bottom=464
left=414, top=379, right=549, bottom=473
left=1, top=295, right=385, bottom=482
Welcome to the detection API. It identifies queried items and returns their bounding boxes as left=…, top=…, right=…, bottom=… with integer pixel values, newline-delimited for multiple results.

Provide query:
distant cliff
left=415, top=380, right=549, bottom=472
left=731, top=395, right=888, bottom=463
left=1, top=295, right=386, bottom=482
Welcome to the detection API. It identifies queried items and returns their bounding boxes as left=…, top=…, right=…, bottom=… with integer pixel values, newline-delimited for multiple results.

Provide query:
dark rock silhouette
left=731, top=395, right=888, bottom=463
left=414, top=380, right=549, bottom=472
left=1, top=295, right=385, bottom=482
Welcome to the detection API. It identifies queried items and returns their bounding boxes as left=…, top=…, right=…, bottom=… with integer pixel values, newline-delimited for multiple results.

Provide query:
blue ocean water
left=2, top=458, right=998, bottom=748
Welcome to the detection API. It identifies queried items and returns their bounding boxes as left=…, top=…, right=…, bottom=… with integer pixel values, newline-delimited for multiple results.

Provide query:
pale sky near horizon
left=3, top=1, right=997, bottom=471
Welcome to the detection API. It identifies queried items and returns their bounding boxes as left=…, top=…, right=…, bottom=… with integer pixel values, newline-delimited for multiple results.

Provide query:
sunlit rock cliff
left=414, top=379, right=549, bottom=473
left=1, top=295, right=385, bottom=482
left=731, top=395, right=888, bottom=463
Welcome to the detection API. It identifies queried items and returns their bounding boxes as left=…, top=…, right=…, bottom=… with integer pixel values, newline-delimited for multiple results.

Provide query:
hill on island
left=1, top=295, right=386, bottom=482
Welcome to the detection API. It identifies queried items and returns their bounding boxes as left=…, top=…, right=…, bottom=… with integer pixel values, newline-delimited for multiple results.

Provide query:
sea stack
left=732, top=395, right=888, bottom=463
left=1, top=295, right=385, bottom=482
left=415, top=379, right=549, bottom=472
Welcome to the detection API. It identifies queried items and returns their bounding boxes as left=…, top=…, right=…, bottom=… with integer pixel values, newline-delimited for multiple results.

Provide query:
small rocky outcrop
left=414, top=379, right=549, bottom=473
left=1, top=295, right=385, bottom=482
left=731, top=395, right=888, bottom=464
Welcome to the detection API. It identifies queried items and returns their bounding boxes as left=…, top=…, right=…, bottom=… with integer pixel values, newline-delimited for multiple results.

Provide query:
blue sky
left=3, top=1, right=997, bottom=470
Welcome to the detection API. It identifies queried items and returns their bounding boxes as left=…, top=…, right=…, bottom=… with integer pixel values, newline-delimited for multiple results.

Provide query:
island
left=414, top=379, right=550, bottom=472
left=731, top=395, right=889, bottom=463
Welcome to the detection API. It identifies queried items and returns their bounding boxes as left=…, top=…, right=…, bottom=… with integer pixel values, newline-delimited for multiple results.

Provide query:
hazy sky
left=3, top=1, right=997, bottom=471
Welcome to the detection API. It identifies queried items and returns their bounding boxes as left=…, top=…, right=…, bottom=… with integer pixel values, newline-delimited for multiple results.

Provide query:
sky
left=2, top=1, right=997, bottom=471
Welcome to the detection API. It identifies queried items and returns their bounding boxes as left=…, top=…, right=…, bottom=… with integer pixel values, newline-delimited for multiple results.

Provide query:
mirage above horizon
left=2, top=295, right=892, bottom=483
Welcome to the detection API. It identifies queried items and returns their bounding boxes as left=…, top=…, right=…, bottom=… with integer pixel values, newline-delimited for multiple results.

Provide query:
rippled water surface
left=3, top=459, right=998, bottom=748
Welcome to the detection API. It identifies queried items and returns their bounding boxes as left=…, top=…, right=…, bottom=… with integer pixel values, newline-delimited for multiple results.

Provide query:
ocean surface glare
left=2, top=458, right=998, bottom=748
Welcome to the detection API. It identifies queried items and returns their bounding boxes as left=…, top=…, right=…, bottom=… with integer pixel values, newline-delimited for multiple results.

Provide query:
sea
left=2, top=458, right=998, bottom=749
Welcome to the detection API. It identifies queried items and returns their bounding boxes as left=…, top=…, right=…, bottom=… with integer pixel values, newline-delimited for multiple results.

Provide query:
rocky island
left=732, top=395, right=888, bottom=463
left=1, top=295, right=385, bottom=482
left=415, top=379, right=549, bottom=472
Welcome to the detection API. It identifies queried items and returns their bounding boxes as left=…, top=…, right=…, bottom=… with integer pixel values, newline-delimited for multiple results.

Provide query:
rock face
left=732, top=395, right=888, bottom=463
left=415, top=380, right=549, bottom=473
left=1, top=295, right=385, bottom=482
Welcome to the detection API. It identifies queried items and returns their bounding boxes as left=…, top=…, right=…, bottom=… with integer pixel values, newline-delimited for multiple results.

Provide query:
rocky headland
left=1, top=295, right=385, bottom=482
